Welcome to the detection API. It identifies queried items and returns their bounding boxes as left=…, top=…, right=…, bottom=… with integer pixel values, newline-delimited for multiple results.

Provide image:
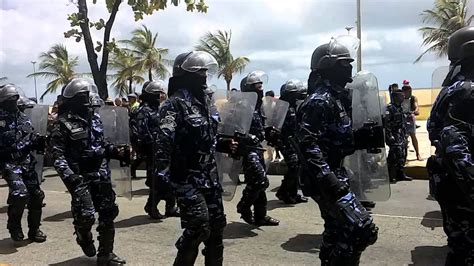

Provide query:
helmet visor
left=246, top=70, right=269, bottom=85
left=180, top=51, right=218, bottom=77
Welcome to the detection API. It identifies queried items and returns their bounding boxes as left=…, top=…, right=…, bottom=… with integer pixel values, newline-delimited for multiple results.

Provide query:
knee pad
left=28, top=187, right=45, bottom=209
left=99, top=203, right=119, bottom=224
left=74, top=212, right=96, bottom=229
left=8, top=189, right=29, bottom=207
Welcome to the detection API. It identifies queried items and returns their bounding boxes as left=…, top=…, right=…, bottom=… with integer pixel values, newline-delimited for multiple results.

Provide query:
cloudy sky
left=1, top=0, right=472, bottom=104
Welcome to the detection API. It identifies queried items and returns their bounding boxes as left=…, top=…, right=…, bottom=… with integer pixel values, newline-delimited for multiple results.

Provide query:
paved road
left=0, top=169, right=446, bottom=265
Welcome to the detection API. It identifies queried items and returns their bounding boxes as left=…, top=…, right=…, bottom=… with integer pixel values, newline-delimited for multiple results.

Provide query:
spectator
left=402, top=85, right=422, bottom=161
left=114, top=97, right=122, bottom=107
left=121, top=97, right=129, bottom=108
left=128, top=93, right=139, bottom=112
left=265, top=90, right=275, bottom=97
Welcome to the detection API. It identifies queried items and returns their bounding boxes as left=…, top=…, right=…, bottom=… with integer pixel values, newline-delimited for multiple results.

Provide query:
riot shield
left=98, top=106, right=132, bottom=199
left=431, top=66, right=450, bottom=104
left=24, top=105, right=49, bottom=184
left=261, top=96, right=289, bottom=170
left=215, top=91, right=258, bottom=201
left=344, top=71, right=390, bottom=201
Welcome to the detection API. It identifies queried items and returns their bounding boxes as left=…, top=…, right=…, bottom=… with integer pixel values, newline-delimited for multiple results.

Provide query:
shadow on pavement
left=132, top=188, right=148, bottom=197
left=266, top=199, right=296, bottom=211
left=280, top=234, right=322, bottom=254
left=114, top=215, right=163, bottom=228
left=270, top=186, right=281, bottom=193
left=44, top=210, right=73, bottom=222
left=0, top=183, right=8, bottom=188
left=0, top=238, right=31, bottom=255
left=409, top=245, right=448, bottom=266
left=44, top=172, right=60, bottom=178
left=49, top=256, right=96, bottom=265
left=420, top=210, right=443, bottom=229
left=0, top=205, right=7, bottom=214
left=223, top=221, right=258, bottom=239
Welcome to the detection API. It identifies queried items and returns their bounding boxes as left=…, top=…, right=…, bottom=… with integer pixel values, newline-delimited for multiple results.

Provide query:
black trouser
left=62, top=172, right=119, bottom=256
left=434, top=174, right=474, bottom=265
left=387, top=143, right=407, bottom=180
left=277, top=148, right=299, bottom=198
left=239, top=150, right=270, bottom=219
left=3, top=162, right=44, bottom=234
left=173, top=184, right=226, bottom=266
left=144, top=151, right=176, bottom=212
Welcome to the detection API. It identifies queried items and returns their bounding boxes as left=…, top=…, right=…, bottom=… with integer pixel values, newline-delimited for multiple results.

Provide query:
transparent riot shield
left=215, top=91, right=258, bottom=201
left=98, top=106, right=132, bottom=199
left=430, top=66, right=450, bottom=154
left=344, top=71, right=390, bottom=201
left=261, top=96, right=289, bottom=170
left=24, top=105, right=49, bottom=184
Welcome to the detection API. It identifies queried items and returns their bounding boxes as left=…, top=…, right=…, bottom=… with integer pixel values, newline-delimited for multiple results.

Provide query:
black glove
left=117, top=145, right=131, bottom=166
left=216, top=135, right=234, bottom=154
left=353, top=121, right=384, bottom=153
left=264, top=126, right=281, bottom=147
left=32, top=134, right=46, bottom=154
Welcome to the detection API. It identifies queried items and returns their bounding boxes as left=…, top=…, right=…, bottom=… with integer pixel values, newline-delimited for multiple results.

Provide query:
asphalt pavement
left=0, top=169, right=446, bottom=265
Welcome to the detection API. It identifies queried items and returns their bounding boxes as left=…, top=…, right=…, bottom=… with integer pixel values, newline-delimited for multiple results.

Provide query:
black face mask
left=2, top=100, right=19, bottom=113
left=168, top=73, right=207, bottom=103
left=69, top=93, right=91, bottom=118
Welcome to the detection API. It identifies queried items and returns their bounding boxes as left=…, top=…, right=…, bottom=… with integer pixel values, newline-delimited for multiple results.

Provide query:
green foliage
left=64, top=0, right=208, bottom=98
left=27, top=44, right=79, bottom=100
left=120, top=25, right=171, bottom=81
left=195, top=30, right=250, bottom=90
left=416, top=0, right=473, bottom=62
left=109, top=49, right=145, bottom=96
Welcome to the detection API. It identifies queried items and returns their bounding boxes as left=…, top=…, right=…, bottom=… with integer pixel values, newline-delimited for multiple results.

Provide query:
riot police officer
left=154, top=51, right=228, bottom=265
left=237, top=71, right=280, bottom=226
left=275, top=79, right=308, bottom=204
left=427, top=26, right=474, bottom=265
left=385, top=90, right=409, bottom=183
left=130, top=80, right=179, bottom=219
left=0, top=84, right=47, bottom=243
left=50, top=78, right=126, bottom=265
left=295, top=41, right=378, bottom=265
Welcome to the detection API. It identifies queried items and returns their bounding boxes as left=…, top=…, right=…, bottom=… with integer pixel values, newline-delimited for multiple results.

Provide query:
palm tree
left=109, top=49, right=145, bottom=96
left=196, top=30, right=250, bottom=91
left=121, top=25, right=170, bottom=81
left=27, top=44, right=78, bottom=100
left=416, top=0, right=473, bottom=62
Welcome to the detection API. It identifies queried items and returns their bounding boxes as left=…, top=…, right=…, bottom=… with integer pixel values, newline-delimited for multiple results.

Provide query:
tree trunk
left=148, top=68, right=153, bottom=81
left=77, top=0, right=121, bottom=100
left=129, top=78, right=133, bottom=94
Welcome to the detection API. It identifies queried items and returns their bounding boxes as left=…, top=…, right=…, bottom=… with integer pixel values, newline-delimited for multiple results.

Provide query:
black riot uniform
left=153, top=51, right=227, bottom=266
left=385, top=90, right=408, bottom=183
left=236, top=71, right=280, bottom=226
left=0, top=84, right=47, bottom=242
left=427, top=26, right=474, bottom=266
left=295, top=41, right=378, bottom=265
left=50, top=78, right=126, bottom=265
left=130, top=81, right=179, bottom=219
left=275, top=79, right=308, bottom=204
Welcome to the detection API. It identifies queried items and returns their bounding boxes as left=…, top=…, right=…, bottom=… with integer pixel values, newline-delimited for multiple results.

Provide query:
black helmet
left=143, top=80, right=166, bottom=95
left=62, top=78, right=103, bottom=107
left=280, top=79, right=307, bottom=103
left=241, top=71, right=268, bottom=92
left=0, top=84, right=20, bottom=103
left=172, top=51, right=218, bottom=77
left=311, top=41, right=354, bottom=71
left=448, top=26, right=474, bottom=64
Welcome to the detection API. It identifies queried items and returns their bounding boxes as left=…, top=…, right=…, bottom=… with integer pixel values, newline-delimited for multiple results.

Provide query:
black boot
left=75, top=227, right=96, bottom=257
left=361, top=201, right=376, bottom=209
left=236, top=201, right=254, bottom=225
left=165, top=197, right=180, bottom=217
left=7, top=205, right=25, bottom=241
left=397, top=171, right=413, bottom=181
left=329, top=254, right=361, bottom=266
left=276, top=180, right=297, bottom=204
left=293, top=194, right=308, bottom=204
left=97, top=224, right=125, bottom=265
left=144, top=201, right=164, bottom=219
left=27, top=209, right=47, bottom=242
left=97, top=253, right=126, bottom=266
left=254, top=215, right=280, bottom=226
